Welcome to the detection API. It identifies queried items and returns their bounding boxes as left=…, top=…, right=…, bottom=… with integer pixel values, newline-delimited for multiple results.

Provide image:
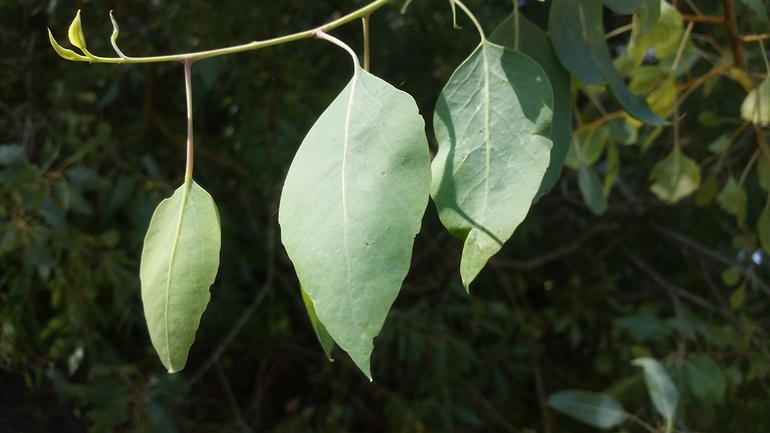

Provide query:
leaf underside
left=301, top=285, right=335, bottom=361
left=632, top=357, right=680, bottom=422
left=431, top=41, right=554, bottom=290
left=140, top=180, right=221, bottom=373
left=489, top=13, right=572, bottom=201
left=548, top=390, right=630, bottom=429
left=279, top=68, right=431, bottom=379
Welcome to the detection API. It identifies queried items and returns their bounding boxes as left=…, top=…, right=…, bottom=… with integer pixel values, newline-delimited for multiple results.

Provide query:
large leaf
left=548, top=390, right=629, bottom=429
left=431, top=41, right=553, bottom=290
left=684, top=356, right=726, bottom=403
left=632, top=357, right=679, bottom=422
left=548, top=0, right=665, bottom=125
left=301, top=286, right=335, bottom=361
left=489, top=13, right=571, bottom=200
left=140, top=180, right=221, bottom=373
left=649, top=146, right=701, bottom=203
left=279, top=68, right=431, bottom=379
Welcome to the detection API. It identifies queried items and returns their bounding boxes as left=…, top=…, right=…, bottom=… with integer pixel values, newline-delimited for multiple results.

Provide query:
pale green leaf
left=707, top=134, right=731, bottom=153
left=578, top=163, right=607, bottom=215
left=301, top=286, right=335, bottom=361
left=646, top=77, right=676, bottom=119
left=431, top=41, right=553, bottom=290
left=140, top=181, right=221, bottom=373
left=740, top=78, right=770, bottom=127
left=695, top=176, right=718, bottom=206
left=716, top=177, right=747, bottom=228
left=575, top=125, right=610, bottom=165
left=628, top=67, right=668, bottom=95
left=684, top=356, right=726, bottom=403
left=757, top=154, right=770, bottom=191
left=489, top=13, right=571, bottom=200
left=548, top=390, right=629, bottom=429
left=649, top=146, right=701, bottom=203
left=68, top=10, right=87, bottom=51
left=603, top=143, right=620, bottom=195
left=632, top=357, right=679, bottom=422
left=549, top=0, right=665, bottom=125
left=279, top=68, right=431, bottom=379
left=721, top=265, right=741, bottom=286
left=758, top=204, right=770, bottom=252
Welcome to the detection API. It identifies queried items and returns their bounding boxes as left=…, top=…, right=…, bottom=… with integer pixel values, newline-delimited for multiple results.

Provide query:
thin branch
left=722, top=0, right=746, bottom=70
left=530, top=355, right=552, bottom=433
left=215, top=362, right=254, bottom=432
left=490, top=226, right=604, bottom=269
left=452, top=373, right=519, bottom=433
left=621, top=247, right=684, bottom=319
left=743, top=33, right=770, bottom=42
left=681, top=14, right=724, bottom=24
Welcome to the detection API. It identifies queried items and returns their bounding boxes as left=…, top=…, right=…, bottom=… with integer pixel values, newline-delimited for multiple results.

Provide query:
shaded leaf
left=684, top=356, right=726, bottom=403
left=603, top=0, right=642, bottom=14
left=575, top=126, right=611, bottom=165
left=603, top=143, right=620, bottom=195
left=740, top=0, right=770, bottom=31
left=695, top=176, right=718, bottom=206
left=758, top=154, right=770, bottom=191
left=758, top=204, right=770, bottom=252
left=632, top=357, right=679, bottom=422
left=649, top=146, right=701, bottom=203
left=548, top=0, right=665, bottom=125
left=140, top=181, right=221, bottom=373
left=489, top=12, right=571, bottom=200
left=431, top=41, right=553, bottom=290
left=698, top=110, right=722, bottom=127
left=707, top=134, right=731, bottom=153
left=301, top=286, right=335, bottom=361
left=716, top=177, right=747, bottom=228
left=730, top=284, right=746, bottom=310
left=609, top=118, right=638, bottom=145
left=279, top=68, right=431, bottom=379
left=637, top=0, right=663, bottom=38
left=548, top=390, right=629, bottom=429
left=721, top=265, right=741, bottom=286
left=741, top=78, right=770, bottom=126
left=578, top=163, right=607, bottom=215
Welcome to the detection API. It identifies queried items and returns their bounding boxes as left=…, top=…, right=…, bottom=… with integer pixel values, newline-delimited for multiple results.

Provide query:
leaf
left=695, top=176, right=717, bottom=206
left=757, top=204, right=770, bottom=252
left=578, top=163, right=607, bottom=215
left=707, top=134, right=731, bottom=153
left=68, top=10, right=88, bottom=51
left=631, top=357, right=679, bottom=422
left=575, top=125, right=611, bottom=165
left=609, top=118, right=638, bottom=145
left=740, top=0, right=770, bottom=31
left=684, top=356, right=726, bottom=402
left=140, top=181, right=221, bottom=373
left=279, top=68, right=431, bottom=379
left=549, top=0, right=665, bottom=125
left=649, top=146, right=701, bottom=203
left=547, top=390, right=629, bottom=429
left=489, top=12, right=572, bottom=200
left=603, top=0, right=661, bottom=38
left=603, top=0, right=641, bottom=14
left=301, top=286, right=335, bottom=361
left=431, top=41, right=553, bottom=290
left=698, top=110, right=722, bottom=127
left=721, top=265, right=741, bottom=286
left=757, top=154, right=770, bottom=191
left=730, top=284, right=746, bottom=310
left=603, top=143, right=620, bottom=195
left=716, top=177, right=747, bottom=228
left=740, top=78, right=770, bottom=127
left=646, top=77, right=676, bottom=118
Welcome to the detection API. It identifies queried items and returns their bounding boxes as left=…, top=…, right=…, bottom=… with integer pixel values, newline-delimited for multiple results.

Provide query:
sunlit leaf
left=716, top=177, right=747, bottom=228
left=632, top=357, right=679, bottom=422
left=140, top=181, right=221, bottom=373
left=549, top=0, right=664, bottom=125
left=578, top=163, right=607, bottom=215
left=301, top=286, right=335, bottom=361
left=575, top=126, right=610, bottom=165
left=740, top=78, right=770, bottom=127
left=489, top=12, right=571, bottom=200
left=649, top=146, right=701, bottom=203
left=646, top=77, right=676, bottom=119
left=279, top=68, right=431, bottom=379
left=431, top=41, right=553, bottom=290
left=548, top=390, right=629, bottom=429
left=68, top=10, right=88, bottom=51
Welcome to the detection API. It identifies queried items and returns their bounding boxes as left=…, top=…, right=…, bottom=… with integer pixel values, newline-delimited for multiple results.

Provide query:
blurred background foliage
left=0, top=0, right=769, bottom=431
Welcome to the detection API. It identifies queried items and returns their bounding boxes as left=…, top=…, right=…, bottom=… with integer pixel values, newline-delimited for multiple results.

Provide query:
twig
left=452, top=373, right=519, bottom=433
left=490, top=225, right=604, bottom=269
left=651, top=224, right=770, bottom=298
left=722, top=0, right=746, bottom=70
left=215, top=362, right=254, bottom=432
left=621, top=248, right=684, bottom=319
left=530, top=355, right=552, bottom=433
left=681, top=14, right=724, bottom=24
left=696, top=260, right=745, bottom=329
left=675, top=61, right=733, bottom=93
left=743, top=33, right=770, bottom=42
left=189, top=282, right=272, bottom=385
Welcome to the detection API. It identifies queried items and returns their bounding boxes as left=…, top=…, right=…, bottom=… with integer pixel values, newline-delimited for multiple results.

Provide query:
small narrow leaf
left=301, top=286, right=335, bottom=361
left=47, top=30, right=88, bottom=62
left=603, top=143, right=619, bottom=195
left=549, top=0, right=665, bottom=125
left=757, top=204, right=770, bottom=252
left=431, top=41, right=553, bottom=290
left=578, top=163, right=607, bottom=215
left=716, top=177, right=747, bottom=228
left=489, top=12, right=572, bottom=200
left=757, top=154, right=770, bottom=191
left=548, top=390, right=629, bottom=429
left=279, top=68, right=431, bottom=379
left=632, top=357, right=679, bottom=422
left=140, top=181, right=221, bottom=373
left=740, top=78, right=770, bottom=127
left=684, top=356, right=726, bottom=402
left=68, top=10, right=88, bottom=51
left=649, top=146, right=701, bottom=203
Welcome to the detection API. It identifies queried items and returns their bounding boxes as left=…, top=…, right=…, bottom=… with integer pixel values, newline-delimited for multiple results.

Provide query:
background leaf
left=140, top=181, right=221, bottom=373
left=548, top=390, right=629, bottom=429
left=740, top=78, right=770, bottom=126
left=279, top=68, right=431, bottom=379
left=716, top=177, right=747, bottom=228
left=684, top=356, right=726, bottom=403
left=632, top=357, right=679, bottom=422
left=578, top=163, right=608, bottom=215
left=431, top=41, right=553, bottom=290
left=649, top=146, right=701, bottom=203
left=489, top=12, right=572, bottom=201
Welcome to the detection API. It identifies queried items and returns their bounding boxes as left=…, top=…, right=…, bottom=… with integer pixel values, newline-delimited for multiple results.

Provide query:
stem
left=513, top=0, right=519, bottom=51
left=665, top=418, right=674, bottom=433
left=183, top=59, right=194, bottom=183
left=722, top=0, right=746, bottom=70
left=738, top=149, right=761, bottom=186
left=454, top=0, right=486, bottom=43
left=59, top=0, right=389, bottom=64
left=671, top=22, right=694, bottom=76
left=362, top=15, right=371, bottom=72
left=313, top=30, right=361, bottom=72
